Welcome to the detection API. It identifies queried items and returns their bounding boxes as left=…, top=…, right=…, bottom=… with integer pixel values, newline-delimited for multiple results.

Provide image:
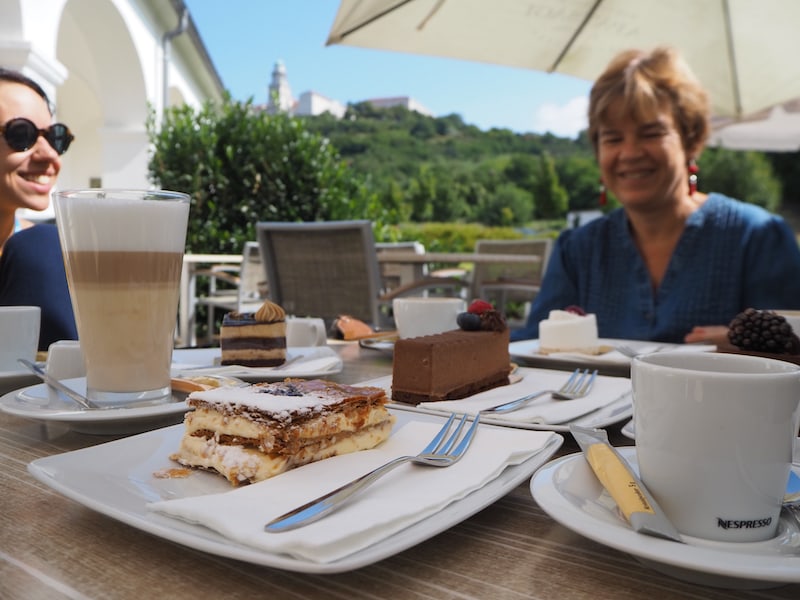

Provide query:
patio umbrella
left=708, top=99, right=800, bottom=152
left=327, top=0, right=800, bottom=119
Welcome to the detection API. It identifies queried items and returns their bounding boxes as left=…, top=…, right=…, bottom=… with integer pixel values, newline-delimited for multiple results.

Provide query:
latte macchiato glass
left=54, top=189, right=190, bottom=407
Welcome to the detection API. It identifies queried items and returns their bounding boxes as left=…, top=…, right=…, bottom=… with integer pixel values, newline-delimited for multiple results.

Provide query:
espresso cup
left=632, top=352, right=800, bottom=542
left=0, top=306, right=40, bottom=371
left=392, top=297, right=466, bottom=339
left=54, top=189, right=190, bottom=407
left=286, top=317, right=327, bottom=347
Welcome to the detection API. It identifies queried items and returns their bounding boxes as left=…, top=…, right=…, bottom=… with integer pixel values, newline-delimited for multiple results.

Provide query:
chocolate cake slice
left=220, top=300, right=286, bottom=367
left=391, top=301, right=511, bottom=403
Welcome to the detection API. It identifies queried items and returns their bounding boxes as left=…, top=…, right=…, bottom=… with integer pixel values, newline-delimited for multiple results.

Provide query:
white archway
left=57, top=0, right=149, bottom=189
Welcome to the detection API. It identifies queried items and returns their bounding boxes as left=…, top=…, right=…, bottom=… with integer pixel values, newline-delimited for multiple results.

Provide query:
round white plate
left=0, top=377, right=188, bottom=435
left=531, top=448, right=800, bottom=589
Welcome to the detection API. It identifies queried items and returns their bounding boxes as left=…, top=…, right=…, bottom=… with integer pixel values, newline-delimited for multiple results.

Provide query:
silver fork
left=481, top=368, right=597, bottom=415
left=264, top=412, right=480, bottom=532
left=615, top=344, right=664, bottom=358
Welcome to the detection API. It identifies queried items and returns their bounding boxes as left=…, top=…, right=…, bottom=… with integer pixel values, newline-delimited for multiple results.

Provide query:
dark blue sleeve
left=0, top=223, right=78, bottom=350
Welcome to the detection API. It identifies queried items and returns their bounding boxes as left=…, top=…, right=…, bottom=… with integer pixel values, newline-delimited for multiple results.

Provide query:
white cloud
left=532, top=96, right=589, bottom=139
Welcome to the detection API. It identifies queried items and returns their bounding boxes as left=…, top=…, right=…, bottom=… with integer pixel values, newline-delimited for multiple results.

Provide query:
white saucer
left=531, top=447, right=800, bottom=589
left=0, top=377, right=188, bottom=435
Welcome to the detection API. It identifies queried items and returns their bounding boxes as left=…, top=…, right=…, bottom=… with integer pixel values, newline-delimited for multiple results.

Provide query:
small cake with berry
left=391, top=300, right=511, bottom=403
left=538, top=306, right=600, bottom=355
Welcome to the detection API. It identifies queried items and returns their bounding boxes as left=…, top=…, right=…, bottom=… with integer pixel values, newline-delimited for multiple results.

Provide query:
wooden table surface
left=2, top=342, right=798, bottom=599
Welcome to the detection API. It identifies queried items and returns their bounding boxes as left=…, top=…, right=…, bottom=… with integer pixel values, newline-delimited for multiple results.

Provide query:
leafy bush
left=147, top=95, right=385, bottom=254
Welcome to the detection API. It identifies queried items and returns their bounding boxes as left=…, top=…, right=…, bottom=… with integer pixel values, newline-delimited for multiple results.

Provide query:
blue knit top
left=511, top=194, right=800, bottom=343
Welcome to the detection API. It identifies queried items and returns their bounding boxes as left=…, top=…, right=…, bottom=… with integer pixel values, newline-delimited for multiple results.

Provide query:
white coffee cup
left=286, top=317, right=327, bottom=347
left=392, top=297, right=466, bottom=339
left=46, top=340, right=86, bottom=380
left=0, top=306, right=40, bottom=372
left=632, top=352, right=800, bottom=542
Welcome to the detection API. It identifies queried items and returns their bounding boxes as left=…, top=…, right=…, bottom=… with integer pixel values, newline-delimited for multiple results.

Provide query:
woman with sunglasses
left=0, top=68, right=77, bottom=348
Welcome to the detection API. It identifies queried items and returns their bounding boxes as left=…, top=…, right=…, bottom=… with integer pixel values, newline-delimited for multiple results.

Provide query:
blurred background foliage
left=148, top=96, right=794, bottom=255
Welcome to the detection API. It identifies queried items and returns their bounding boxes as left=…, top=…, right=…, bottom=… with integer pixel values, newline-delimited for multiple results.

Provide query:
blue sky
left=183, top=0, right=593, bottom=137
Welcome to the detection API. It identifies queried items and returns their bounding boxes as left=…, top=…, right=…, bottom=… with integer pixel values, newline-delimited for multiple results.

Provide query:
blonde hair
left=588, top=47, right=710, bottom=156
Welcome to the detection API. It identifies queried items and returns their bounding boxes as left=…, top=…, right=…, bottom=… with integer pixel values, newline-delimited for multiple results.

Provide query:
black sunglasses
left=0, top=117, right=74, bottom=155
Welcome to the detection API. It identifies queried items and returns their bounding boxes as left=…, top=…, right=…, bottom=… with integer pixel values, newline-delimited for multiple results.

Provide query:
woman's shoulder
left=703, top=193, right=779, bottom=224
left=6, top=222, right=59, bottom=245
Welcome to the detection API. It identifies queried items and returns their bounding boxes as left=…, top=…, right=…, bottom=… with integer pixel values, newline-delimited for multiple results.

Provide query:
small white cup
left=0, top=306, right=40, bottom=372
left=392, top=297, right=466, bottom=339
left=286, top=317, right=327, bottom=347
left=46, top=340, right=86, bottom=380
left=632, top=352, right=800, bottom=542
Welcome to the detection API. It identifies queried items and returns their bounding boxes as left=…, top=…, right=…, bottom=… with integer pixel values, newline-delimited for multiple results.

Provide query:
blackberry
left=727, top=308, right=800, bottom=354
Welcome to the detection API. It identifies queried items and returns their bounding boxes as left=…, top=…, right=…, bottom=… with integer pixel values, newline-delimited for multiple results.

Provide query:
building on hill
left=263, top=61, right=429, bottom=119
left=361, top=96, right=433, bottom=117
left=296, top=91, right=347, bottom=118
left=266, top=59, right=295, bottom=114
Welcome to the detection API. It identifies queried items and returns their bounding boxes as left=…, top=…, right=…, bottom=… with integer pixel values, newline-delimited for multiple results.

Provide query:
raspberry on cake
left=171, top=379, right=396, bottom=485
left=538, top=309, right=600, bottom=355
left=391, top=300, right=511, bottom=403
left=220, top=300, right=286, bottom=367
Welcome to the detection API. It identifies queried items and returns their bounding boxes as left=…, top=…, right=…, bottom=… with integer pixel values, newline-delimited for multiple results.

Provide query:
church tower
left=266, top=60, right=294, bottom=114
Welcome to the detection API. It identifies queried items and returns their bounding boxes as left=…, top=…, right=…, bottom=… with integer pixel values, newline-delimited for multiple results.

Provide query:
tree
left=532, top=152, right=569, bottom=218
left=700, top=148, right=782, bottom=212
left=147, top=95, right=384, bottom=254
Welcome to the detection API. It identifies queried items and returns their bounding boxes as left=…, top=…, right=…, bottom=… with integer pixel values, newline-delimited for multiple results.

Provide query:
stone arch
left=56, top=0, right=150, bottom=189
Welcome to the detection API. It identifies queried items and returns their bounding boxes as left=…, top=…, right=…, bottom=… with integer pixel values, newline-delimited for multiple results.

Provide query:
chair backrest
left=256, top=220, right=383, bottom=327
left=375, top=241, right=427, bottom=294
left=237, top=241, right=267, bottom=308
left=470, top=238, right=553, bottom=303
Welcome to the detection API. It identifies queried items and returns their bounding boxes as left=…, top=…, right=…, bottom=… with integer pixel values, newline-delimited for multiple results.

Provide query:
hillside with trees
left=302, top=101, right=793, bottom=224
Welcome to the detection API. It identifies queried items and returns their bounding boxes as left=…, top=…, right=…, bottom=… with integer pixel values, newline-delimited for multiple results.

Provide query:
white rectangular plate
left=172, top=346, right=343, bottom=381
left=510, top=338, right=716, bottom=369
left=27, top=410, right=562, bottom=573
left=361, top=370, right=633, bottom=433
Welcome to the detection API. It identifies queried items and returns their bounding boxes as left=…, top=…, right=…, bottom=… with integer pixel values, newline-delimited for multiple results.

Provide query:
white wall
left=0, top=0, right=224, bottom=219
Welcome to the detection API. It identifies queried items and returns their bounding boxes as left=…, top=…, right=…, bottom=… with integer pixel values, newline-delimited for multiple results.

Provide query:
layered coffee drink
left=55, top=190, right=190, bottom=406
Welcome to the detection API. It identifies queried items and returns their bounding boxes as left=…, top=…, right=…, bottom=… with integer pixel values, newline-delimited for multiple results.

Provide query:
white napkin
left=370, top=368, right=630, bottom=425
left=538, top=343, right=716, bottom=365
left=172, top=346, right=342, bottom=377
left=148, top=421, right=555, bottom=563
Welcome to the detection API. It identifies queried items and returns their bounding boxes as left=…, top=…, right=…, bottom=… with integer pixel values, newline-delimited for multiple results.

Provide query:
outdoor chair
left=195, top=241, right=267, bottom=341
left=256, top=220, right=468, bottom=330
left=469, top=238, right=553, bottom=325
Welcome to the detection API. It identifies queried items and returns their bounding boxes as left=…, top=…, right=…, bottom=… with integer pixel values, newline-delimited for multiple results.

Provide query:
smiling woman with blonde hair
left=511, top=46, right=800, bottom=344
left=0, top=68, right=77, bottom=348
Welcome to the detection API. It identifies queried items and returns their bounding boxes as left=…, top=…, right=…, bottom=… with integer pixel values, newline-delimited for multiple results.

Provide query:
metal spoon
left=17, top=358, right=99, bottom=410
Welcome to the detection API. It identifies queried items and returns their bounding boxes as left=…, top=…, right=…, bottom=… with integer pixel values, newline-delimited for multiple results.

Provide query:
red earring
left=688, top=159, right=699, bottom=195
left=598, top=179, right=607, bottom=206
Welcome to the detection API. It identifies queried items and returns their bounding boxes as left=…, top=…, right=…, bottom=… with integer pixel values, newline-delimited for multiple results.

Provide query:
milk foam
left=55, top=192, right=189, bottom=252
